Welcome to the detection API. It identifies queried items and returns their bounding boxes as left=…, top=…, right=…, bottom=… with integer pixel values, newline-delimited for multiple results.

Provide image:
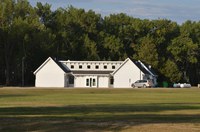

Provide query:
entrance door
left=86, top=78, right=96, bottom=87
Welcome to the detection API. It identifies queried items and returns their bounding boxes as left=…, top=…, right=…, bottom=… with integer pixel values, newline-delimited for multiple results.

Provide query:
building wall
left=73, top=75, right=109, bottom=88
left=60, top=60, right=123, bottom=71
left=75, top=75, right=98, bottom=88
left=35, top=59, right=65, bottom=87
left=113, top=59, right=143, bottom=88
left=34, top=57, right=156, bottom=88
left=74, top=76, right=86, bottom=88
left=98, top=76, right=109, bottom=88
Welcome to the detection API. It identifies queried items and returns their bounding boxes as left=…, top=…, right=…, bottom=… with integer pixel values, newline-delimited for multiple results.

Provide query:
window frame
left=112, top=65, right=115, bottom=69
left=79, top=65, right=82, bottom=69
left=86, top=79, right=89, bottom=86
left=71, top=65, right=74, bottom=69
left=87, top=65, right=91, bottom=69
left=95, top=65, right=99, bottom=69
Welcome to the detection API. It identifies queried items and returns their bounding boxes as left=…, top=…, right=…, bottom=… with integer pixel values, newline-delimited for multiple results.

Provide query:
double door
left=86, top=77, right=97, bottom=87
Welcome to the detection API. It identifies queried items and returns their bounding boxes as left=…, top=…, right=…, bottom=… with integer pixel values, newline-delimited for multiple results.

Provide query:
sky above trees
left=29, top=0, right=200, bottom=24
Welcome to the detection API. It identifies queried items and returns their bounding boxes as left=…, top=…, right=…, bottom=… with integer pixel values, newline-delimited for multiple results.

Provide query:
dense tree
left=0, top=1, right=199, bottom=86
left=133, top=35, right=159, bottom=68
left=0, top=0, right=18, bottom=85
left=168, top=22, right=199, bottom=83
left=160, top=59, right=182, bottom=82
left=0, top=0, right=53, bottom=85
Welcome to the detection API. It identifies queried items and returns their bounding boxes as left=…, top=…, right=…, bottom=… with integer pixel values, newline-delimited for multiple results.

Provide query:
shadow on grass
left=0, top=103, right=200, bottom=131
left=0, top=103, right=200, bottom=115
left=0, top=94, right=29, bottom=98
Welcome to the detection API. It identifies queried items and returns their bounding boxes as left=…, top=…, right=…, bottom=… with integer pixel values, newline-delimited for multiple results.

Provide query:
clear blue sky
left=29, top=0, right=200, bottom=24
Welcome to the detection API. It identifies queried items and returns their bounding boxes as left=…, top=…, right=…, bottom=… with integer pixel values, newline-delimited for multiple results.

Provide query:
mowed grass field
left=0, top=88, right=200, bottom=132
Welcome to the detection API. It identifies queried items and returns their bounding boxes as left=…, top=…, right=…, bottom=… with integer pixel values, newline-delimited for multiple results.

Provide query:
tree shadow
left=0, top=103, right=200, bottom=115
left=0, top=94, right=29, bottom=98
left=0, top=103, right=200, bottom=131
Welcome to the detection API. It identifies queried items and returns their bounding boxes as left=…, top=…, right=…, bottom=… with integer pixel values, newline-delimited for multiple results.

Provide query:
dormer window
left=104, top=65, right=107, bottom=69
left=112, top=66, right=115, bottom=69
left=79, top=65, right=82, bottom=69
left=71, top=65, right=74, bottom=69
left=87, top=65, right=91, bottom=69
left=95, top=65, right=99, bottom=69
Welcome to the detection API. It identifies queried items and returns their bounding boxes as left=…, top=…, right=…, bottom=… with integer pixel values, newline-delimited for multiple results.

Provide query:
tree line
left=0, top=0, right=199, bottom=86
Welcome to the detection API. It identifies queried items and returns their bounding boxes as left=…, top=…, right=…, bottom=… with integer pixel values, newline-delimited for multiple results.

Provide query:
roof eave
left=111, top=58, right=131, bottom=75
left=33, top=57, right=52, bottom=75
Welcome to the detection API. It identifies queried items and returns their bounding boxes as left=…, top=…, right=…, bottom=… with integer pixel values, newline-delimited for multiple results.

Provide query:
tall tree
left=168, top=32, right=198, bottom=82
left=0, top=0, right=16, bottom=85
left=133, top=35, right=159, bottom=68
left=180, top=21, right=200, bottom=84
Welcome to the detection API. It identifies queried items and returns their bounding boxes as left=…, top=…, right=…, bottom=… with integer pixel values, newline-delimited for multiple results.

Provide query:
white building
left=34, top=57, right=157, bottom=88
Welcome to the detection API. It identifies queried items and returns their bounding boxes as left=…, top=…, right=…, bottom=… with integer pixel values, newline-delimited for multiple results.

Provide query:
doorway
left=86, top=77, right=96, bottom=87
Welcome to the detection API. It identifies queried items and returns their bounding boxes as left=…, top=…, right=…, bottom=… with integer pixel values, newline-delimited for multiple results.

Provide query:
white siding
left=74, top=75, right=98, bottom=88
left=60, top=60, right=123, bottom=71
left=35, top=59, right=65, bottom=87
left=98, top=76, right=109, bottom=88
left=34, top=57, right=156, bottom=88
left=113, top=59, right=142, bottom=88
left=74, top=76, right=85, bottom=88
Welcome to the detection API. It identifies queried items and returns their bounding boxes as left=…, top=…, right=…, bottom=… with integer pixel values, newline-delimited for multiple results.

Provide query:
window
left=86, top=79, right=89, bottom=86
left=90, top=78, right=92, bottom=86
left=69, top=75, right=74, bottom=84
left=87, top=65, right=91, bottom=69
left=110, top=76, right=114, bottom=85
left=95, top=65, right=99, bottom=69
left=104, top=65, right=107, bottom=69
left=93, top=79, right=96, bottom=86
left=79, top=65, right=82, bottom=69
left=112, top=66, right=115, bottom=69
left=71, top=65, right=74, bottom=69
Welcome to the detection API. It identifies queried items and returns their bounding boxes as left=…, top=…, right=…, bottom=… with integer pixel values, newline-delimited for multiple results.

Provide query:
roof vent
left=149, top=65, right=151, bottom=69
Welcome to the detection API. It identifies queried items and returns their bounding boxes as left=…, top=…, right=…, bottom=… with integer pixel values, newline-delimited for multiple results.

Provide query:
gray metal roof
left=133, top=60, right=156, bottom=76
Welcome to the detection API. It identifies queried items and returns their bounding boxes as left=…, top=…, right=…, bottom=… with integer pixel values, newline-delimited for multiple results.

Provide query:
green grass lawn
left=0, top=87, right=200, bottom=131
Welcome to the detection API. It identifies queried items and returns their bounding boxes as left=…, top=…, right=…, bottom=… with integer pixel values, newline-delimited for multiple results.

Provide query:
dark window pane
left=95, top=65, right=99, bottom=69
left=69, top=75, right=74, bottom=84
left=112, top=66, right=115, bottom=69
left=110, top=76, right=114, bottom=85
left=93, top=79, right=96, bottom=86
left=86, top=79, right=89, bottom=86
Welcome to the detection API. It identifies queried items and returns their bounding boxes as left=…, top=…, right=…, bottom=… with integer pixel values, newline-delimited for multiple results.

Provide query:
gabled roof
left=33, top=57, right=70, bottom=75
left=133, top=60, right=156, bottom=76
left=34, top=57, right=157, bottom=77
left=111, top=58, right=157, bottom=76
left=111, top=58, right=130, bottom=75
left=54, top=59, right=70, bottom=73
